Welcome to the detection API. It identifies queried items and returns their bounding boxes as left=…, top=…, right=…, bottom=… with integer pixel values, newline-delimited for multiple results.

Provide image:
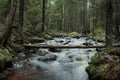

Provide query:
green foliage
left=24, top=0, right=42, bottom=33
left=0, top=0, right=7, bottom=22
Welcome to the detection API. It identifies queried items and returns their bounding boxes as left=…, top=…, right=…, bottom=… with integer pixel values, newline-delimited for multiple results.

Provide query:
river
left=13, top=37, right=104, bottom=80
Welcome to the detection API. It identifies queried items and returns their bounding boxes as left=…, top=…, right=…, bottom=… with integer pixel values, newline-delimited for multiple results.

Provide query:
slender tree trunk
left=1, top=0, right=17, bottom=46
left=7, top=0, right=12, bottom=16
left=19, top=0, right=24, bottom=44
left=42, top=0, right=46, bottom=32
left=60, top=0, right=63, bottom=31
left=114, top=13, right=120, bottom=40
left=106, top=0, right=113, bottom=53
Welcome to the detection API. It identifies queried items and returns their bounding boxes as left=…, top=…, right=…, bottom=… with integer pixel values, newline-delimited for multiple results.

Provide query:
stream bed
left=13, top=37, right=104, bottom=80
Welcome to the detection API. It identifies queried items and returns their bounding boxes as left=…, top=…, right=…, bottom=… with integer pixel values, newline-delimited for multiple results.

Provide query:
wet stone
left=68, top=54, right=82, bottom=61
left=83, top=42, right=93, bottom=46
left=58, top=56, right=72, bottom=63
left=55, top=40, right=64, bottom=43
left=37, top=49, right=49, bottom=56
left=96, top=48, right=105, bottom=52
left=63, top=41, right=71, bottom=45
left=38, top=54, right=57, bottom=61
left=86, top=50, right=93, bottom=52
left=49, top=48, right=61, bottom=52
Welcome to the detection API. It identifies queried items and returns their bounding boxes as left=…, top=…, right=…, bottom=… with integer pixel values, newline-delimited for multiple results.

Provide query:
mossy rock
left=94, top=34, right=105, bottom=42
left=0, top=48, right=13, bottom=62
left=90, top=53, right=106, bottom=65
left=37, top=49, right=49, bottom=56
left=54, top=32, right=68, bottom=37
left=43, top=34, right=53, bottom=40
left=0, top=48, right=13, bottom=70
left=86, top=65, right=98, bottom=77
left=68, top=32, right=80, bottom=38
left=29, top=37, right=45, bottom=43
left=6, top=46, right=13, bottom=54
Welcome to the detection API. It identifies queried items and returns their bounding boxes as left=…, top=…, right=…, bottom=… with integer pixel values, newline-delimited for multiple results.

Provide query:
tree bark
left=42, top=0, right=46, bottom=32
left=114, top=13, right=120, bottom=40
left=19, top=0, right=24, bottom=44
left=106, top=0, right=113, bottom=53
left=1, top=0, right=17, bottom=46
left=6, top=0, right=12, bottom=16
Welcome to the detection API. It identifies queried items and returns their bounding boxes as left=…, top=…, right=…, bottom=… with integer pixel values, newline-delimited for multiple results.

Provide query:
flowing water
left=13, top=37, right=104, bottom=80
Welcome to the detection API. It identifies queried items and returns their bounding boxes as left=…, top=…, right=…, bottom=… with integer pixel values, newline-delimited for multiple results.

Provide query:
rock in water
left=48, top=48, right=61, bottom=52
left=58, top=56, right=72, bottom=63
left=83, top=42, right=93, bottom=46
left=38, top=54, right=57, bottom=61
left=37, top=49, right=49, bottom=56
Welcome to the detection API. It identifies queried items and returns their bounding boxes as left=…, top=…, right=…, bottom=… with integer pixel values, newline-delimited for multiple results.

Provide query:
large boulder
left=68, top=32, right=80, bottom=38
left=0, top=48, right=13, bottom=70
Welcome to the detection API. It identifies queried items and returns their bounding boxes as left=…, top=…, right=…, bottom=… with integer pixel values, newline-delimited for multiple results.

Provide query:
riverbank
left=86, top=48, right=120, bottom=80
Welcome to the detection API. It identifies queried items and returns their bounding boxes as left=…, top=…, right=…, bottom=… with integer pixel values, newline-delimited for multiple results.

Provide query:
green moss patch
left=68, top=32, right=81, bottom=38
left=0, top=47, right=13, bottom=70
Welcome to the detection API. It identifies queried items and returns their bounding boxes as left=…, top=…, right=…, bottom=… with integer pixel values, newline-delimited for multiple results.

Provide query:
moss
left=0, top=50, right=5, bottom=61
left=94, top=34, right=105, bottom=42
left=0, top=48, right=13, bottom=70
left=29, top=37, right=45, bottom=43
left=86, top=65, right=98, bottom=76
left=86, top=53, right=108, bottom=80
left=68, top=32, right=80, bottom=38
left=0, top=48, right=13, bottom=61
left=3, top=48, right=13, bottom=61
left=90, top=53, right=106, bottom=65
left=6, top=46, right=13, bottom=54
left=43, top=34, right=53, bottom=40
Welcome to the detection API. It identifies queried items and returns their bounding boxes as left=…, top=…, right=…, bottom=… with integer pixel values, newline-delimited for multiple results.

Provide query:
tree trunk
left=106, top=0, right=113, bottom=53
left=1, top=0, right=17, bottom=46
left=42, top=0, right=46, bottom=32
left=114, top=13, right=120, bottom=40
left=7, top=0, right=12, bottom=16
left=19, top=0, right=24, bottom=44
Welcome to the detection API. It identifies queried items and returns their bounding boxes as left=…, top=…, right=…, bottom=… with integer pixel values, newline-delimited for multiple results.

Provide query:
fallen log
left=24, top=44, right=120, bottom=49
